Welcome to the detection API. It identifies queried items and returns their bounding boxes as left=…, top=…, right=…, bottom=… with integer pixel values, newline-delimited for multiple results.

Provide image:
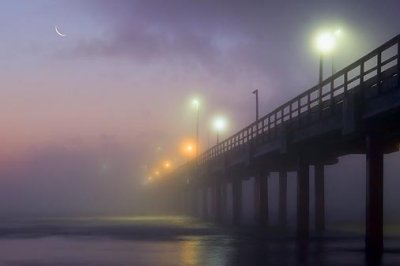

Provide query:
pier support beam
left=279, top=170, right=287, bottom=229
left=221, top=183, right=227, bottom=222
left=254, top=172, right=268, bottom=226
left=365, top=134, right=384, bottom=253
left=195, top=187, right=201, bottom=217
left=297, top=159, right=309, bottom=238
left=186, top=185, right=196, bottom=217
left=232, top=178, right=242, bottom=226
left=182, top=187, right=187, bottom=214
left=214, top=183, right=222, bottom=222
left=315, top=163, right=325, bottom=232
left=202, top=187, right=208, bottom=220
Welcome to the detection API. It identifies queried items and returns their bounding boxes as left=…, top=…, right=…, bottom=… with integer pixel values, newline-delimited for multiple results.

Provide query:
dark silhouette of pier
left=157, top=34, right=400, bottom=254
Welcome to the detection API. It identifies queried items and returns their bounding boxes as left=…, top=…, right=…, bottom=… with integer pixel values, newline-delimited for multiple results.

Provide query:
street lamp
left=163, top=160, right=172, bottom=170
left=191, top=98, right=200, bottom=157
left=180, top=139, right=196, bottom=159
left=315, top=29, right=342, bottom=82
left=212, top=116, right=227, bottom=144
left=316, top=32, right=336, bottom=84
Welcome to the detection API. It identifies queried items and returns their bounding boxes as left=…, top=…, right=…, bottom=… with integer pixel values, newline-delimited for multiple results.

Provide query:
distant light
left=163, top=161, right=172, bottom=169
left=213, top=116, right=227, bottom=132
left=154, top=170, right=160, bottom=176
left=191, top=98, right=200, bottom=109
left=180, top=139, right=196, bottom=158
left=148, top=176, right=153, bottom=181
left=316, top=32, right=336, bottom=54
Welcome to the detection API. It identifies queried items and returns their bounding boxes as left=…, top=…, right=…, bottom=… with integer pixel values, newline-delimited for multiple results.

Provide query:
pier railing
left=197, top=34, right=400, bottom=166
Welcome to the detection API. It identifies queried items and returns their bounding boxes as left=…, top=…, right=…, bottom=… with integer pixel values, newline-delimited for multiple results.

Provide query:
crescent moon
left=55, top=26, right=66, bottom=37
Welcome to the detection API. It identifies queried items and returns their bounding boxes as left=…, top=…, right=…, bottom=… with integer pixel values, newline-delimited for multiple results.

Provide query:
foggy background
left=0, top=0, right=399, bottom=225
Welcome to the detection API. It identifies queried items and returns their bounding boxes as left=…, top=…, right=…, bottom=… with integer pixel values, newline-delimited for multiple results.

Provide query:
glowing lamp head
left=316, top=32, right=336, bottom=54
left=191, top=98, right=200, bottom=109
left=180, top=139, right=197, bottom=158
left=213, top=116, right=227, bottom=132
left=163, top=161, right=171, bottom=169
left=186, top=144, right=193, bottom=152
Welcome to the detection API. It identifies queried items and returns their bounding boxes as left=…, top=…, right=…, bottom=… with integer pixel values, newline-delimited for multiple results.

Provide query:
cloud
left=70, top=1, right=277, bottom=76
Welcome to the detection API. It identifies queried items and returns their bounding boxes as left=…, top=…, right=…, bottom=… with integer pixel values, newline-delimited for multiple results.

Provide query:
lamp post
left=319, top=51, right=324, bottom=84
left=191, top=98, right=200, bottom=217
left=252, top=89, right=259, bottom=121
left=316, top=32, right=336, bottom=84
left=212, top=116, right=227, bottom=145
left=315, top=29, right=342, bottom=82
left=191, top=99, right=200, bottom=157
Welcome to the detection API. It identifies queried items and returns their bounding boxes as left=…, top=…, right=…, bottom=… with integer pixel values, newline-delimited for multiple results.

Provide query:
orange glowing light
left=154, top=170, right=160, bottom=176
left=163, top=161, right=172, bottom=169
left=180, top=139, right=197, bottom=158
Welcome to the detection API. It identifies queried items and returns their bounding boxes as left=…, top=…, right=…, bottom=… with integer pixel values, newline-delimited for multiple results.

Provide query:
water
left=0, top=216, right=398, bottom=266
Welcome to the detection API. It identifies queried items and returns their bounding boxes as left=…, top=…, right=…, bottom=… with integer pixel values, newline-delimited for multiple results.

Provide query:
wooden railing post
left=397, top=39, right=400, bottom=87
left=377, top=52, right=382, bottom=93
left=297, top=98, right=301, bottom=128
left=330, top=78, right=335, bottom=114
left=359, top=61, right=365, bottom=101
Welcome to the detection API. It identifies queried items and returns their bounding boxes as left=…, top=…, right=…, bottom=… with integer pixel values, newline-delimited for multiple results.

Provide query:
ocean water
left=0, top=216, right=398, bottom=266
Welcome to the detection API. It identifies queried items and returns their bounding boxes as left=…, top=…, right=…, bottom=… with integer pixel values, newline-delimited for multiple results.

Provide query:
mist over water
left=0, top=216, right=397, bottom=266
left=0, top=1, right=400, bottom=265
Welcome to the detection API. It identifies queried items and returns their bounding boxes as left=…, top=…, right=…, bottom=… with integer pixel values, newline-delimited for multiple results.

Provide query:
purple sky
left=0, top=0, right=399, bottom=217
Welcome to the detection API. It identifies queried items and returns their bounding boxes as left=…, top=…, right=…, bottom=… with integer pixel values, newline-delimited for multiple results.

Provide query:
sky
left=0, top=0, right=399, bottom=217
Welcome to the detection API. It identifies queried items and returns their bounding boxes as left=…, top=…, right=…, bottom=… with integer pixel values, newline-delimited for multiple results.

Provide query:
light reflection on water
left=180, top=237, right=199, bottom=265
left=0, top=216, right=398, bottom=266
